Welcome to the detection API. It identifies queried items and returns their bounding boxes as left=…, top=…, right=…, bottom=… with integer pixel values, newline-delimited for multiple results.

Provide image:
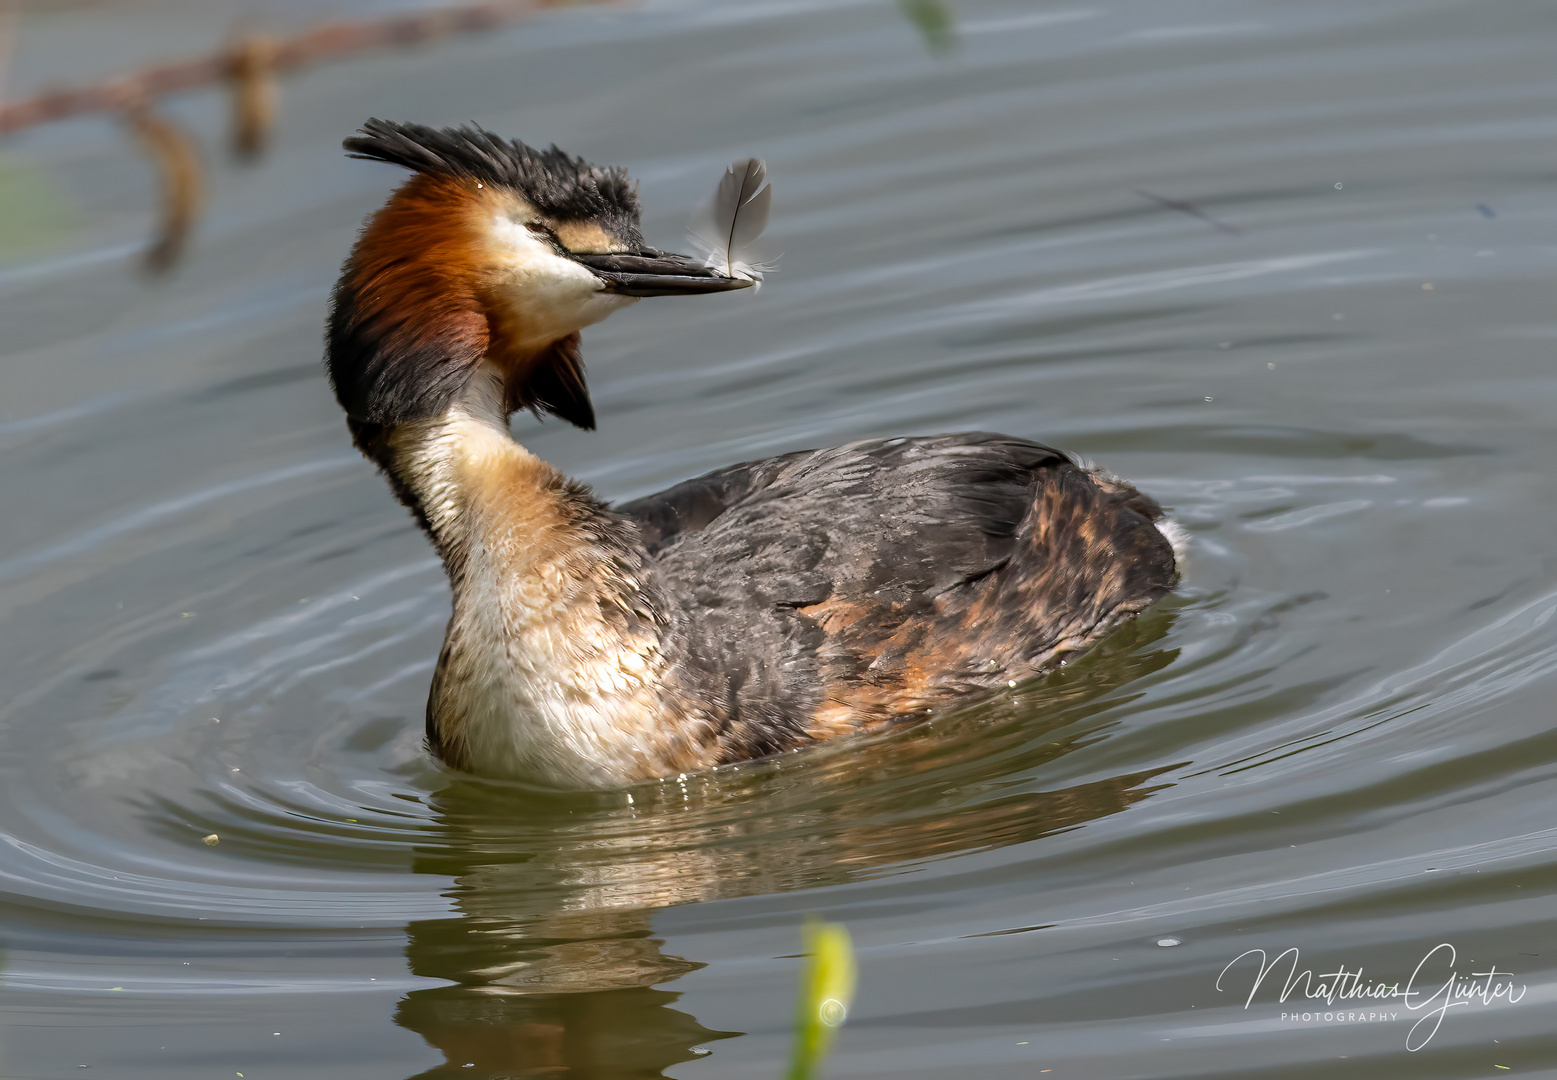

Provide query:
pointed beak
left=572, top=250, right=755, bottom=296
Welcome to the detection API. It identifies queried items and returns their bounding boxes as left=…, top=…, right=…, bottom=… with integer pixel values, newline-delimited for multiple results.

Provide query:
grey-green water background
left=1, top=0, right=1555, bottom=1076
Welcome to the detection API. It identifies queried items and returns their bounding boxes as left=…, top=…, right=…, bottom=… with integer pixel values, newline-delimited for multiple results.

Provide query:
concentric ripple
left=2, top=0, right=1557, bottom=1077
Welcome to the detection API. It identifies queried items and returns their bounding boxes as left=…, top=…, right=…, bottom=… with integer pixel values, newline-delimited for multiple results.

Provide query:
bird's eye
left=525, top=222, right=562, bottom=246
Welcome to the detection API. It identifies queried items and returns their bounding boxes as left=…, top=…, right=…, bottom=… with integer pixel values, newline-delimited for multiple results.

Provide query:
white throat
left=480, top=212, right=638, bottom=349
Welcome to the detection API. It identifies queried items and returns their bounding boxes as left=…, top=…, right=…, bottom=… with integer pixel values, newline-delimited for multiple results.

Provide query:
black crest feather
left=509, top=335, right=596, bottom=432
left=344, top=118, right=643, bottom=238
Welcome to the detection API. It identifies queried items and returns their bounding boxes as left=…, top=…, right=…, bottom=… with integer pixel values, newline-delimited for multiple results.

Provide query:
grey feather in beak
left=689, top=158, right=776, bottom=282
left=574, top=250, right=755, bottom=296
left=577, top=157, right=776, bottom=296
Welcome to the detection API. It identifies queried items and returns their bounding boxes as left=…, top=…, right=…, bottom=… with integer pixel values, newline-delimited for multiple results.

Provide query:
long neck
left=373, top=364, right=702, bottom=786
left=379, top=362, right=561, bottom=575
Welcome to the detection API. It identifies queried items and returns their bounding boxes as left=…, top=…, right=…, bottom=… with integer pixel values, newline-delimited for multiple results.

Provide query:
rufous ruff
left=325, top=119, right=1178, bottom=788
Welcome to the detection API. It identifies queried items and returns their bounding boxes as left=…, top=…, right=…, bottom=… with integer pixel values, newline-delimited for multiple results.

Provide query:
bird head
left=326, top=119, right=750, bottom=437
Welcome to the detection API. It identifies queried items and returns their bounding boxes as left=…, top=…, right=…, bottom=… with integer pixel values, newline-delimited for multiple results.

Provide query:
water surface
left=2, top=0, right=1556, bottom=1076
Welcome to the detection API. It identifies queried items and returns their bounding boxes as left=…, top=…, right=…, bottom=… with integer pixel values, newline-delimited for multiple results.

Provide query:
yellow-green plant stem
left=786, top=917, right=857, bottom=1080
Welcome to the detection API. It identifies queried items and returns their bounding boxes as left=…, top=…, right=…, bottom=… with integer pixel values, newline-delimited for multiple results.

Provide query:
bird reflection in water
left=395, top=611, right=1179, bottom=1079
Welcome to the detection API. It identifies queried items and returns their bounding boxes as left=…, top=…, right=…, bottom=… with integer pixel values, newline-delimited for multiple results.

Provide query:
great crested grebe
left=326, top=119, right=1178, bottom=788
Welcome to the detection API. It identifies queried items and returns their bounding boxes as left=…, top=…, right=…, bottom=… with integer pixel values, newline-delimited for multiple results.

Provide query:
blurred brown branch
left=0, top=0, right=592, bottom=135
left=228, top=32, right=278, bottom=159
left=125, top=101, right=203, bottom=272
left=0, top=0, right=615, bottom=271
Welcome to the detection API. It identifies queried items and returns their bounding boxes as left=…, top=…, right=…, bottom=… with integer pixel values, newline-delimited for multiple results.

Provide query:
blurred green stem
left=897, top=0, right=956, bottom=53
left=786, top=918, right=857, bottom=1080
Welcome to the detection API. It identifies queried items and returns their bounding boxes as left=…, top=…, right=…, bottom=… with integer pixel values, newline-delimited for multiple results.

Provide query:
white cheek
left=485, top=216, right=637, bottom=346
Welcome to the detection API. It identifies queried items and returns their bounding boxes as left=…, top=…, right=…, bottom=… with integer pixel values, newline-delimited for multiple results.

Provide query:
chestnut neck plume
left=326, top=119, right=1178, bottom=788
